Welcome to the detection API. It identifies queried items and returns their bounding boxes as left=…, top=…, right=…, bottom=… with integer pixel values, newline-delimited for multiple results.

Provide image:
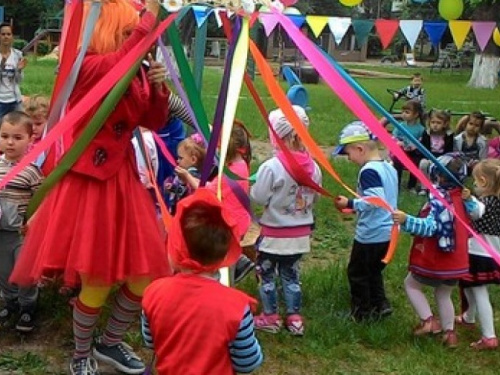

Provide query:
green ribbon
left=167, top=17, right=247, bottom=182
left=27, top=61, right=141, bottom=218
left=167, top=24, right=211, bottom=141
left=193, top=20, right=208, bottom=92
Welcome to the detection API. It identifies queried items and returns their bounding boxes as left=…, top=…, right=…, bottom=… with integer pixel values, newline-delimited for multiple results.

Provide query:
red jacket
left=409, top=188, right=469, bottom=279
left=43, top=11, right=169, bottom=180
left=142, top=274, right=253, bottom=375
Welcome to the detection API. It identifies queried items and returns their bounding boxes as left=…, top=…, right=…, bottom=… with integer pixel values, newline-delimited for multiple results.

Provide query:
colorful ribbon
left=133, top=129, right=172, bottom=230
left=216, top=17, right=249, bottom=199
left=275, top=11, right=500, bottom=266
left=0, top=14, right=178, bottom=192
left=199, top=18, right=241, bottom=187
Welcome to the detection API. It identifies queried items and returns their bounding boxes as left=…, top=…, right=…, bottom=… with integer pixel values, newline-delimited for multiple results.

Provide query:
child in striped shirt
left=0, top=111, right=43, bottom=333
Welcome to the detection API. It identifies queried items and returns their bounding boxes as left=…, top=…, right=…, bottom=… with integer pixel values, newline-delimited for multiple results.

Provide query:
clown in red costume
left=10, top=1, right=171, bottom=374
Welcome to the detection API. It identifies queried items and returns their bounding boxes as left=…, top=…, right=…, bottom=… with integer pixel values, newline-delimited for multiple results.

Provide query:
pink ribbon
left=275, top=10, right=500, bottom=265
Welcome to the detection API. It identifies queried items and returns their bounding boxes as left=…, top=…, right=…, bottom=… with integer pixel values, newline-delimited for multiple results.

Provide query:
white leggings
left=404, top=273, right=455, bottom=331
left=462, top=286, right=496, bottom=339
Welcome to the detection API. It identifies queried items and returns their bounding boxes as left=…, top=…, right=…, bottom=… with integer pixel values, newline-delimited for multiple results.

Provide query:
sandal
left=455, top=314, right=476, bottom=329
left=470, top=337, right=498, bottom=350
left=413, top=316, right=442, bottom=336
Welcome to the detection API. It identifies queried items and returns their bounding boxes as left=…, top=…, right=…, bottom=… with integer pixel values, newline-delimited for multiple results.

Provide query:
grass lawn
left=2, top=57, right=500, bottom=374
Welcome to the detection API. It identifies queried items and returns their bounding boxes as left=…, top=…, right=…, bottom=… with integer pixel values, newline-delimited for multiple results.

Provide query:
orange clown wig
left=82, top=0, right=140, bottom=54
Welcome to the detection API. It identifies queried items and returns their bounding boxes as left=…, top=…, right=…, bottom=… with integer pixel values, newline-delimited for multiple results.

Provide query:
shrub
left=36, top=41, right=51, bottom=56
left=13, top=39, right=28, bottom=50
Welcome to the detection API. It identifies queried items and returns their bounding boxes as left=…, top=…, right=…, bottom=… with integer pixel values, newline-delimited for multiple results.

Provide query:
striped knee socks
left=73, top=298, right=101, bottom=359
left=102, top=285, right=142, bottom=346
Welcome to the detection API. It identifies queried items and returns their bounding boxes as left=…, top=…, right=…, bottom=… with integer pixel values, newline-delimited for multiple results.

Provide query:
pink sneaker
left=286, top=314, right=304, bottom=336
left=254, top=313, right=282, bottom=333
left=470, top=337, right=498, bottom=350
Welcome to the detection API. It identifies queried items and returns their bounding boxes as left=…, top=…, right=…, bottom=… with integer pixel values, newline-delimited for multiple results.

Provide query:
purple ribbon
left=199, top=16, right=241, bottom=187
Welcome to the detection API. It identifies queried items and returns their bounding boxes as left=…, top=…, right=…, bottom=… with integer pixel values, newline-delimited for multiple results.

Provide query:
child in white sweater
left=251, top=105, right=322, bottom=336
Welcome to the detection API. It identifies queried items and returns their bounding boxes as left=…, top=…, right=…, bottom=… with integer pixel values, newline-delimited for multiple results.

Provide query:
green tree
left=301, top=0, right=349, bottom=16
left=3, top=0, right=63, bottom=40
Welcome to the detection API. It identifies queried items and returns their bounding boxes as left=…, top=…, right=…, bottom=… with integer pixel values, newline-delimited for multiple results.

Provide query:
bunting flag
left=174, top=5, right=192, bottom=26
left=399, top=20, right=423, bottom=49
left=423, top=21, right=448, bottom=48
left=287, top=14, right=306, bottom=29
left=375, top=19, right=399, bottom=49
left=351, top=19, right=374, bottom=46
left=306, top=15, right=329, bottom=38
left=260, top=13, right=279, bottom=36
left=192, top=5, right=212, bottom=28
left=448, top=20, right=471, bottom=50
left=472, top=21, right=496, bottom=51
left=213, top=8, right=223, bottom=28
left=327, top=17, right=351, bottom=45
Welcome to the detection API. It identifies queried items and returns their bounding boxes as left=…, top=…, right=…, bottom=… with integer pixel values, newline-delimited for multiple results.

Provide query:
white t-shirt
left=0, top=48, right=23, bottom=104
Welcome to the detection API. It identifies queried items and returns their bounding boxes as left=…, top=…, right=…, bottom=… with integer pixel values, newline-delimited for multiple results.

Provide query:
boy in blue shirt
left=334, top=122, right=398, bottom=322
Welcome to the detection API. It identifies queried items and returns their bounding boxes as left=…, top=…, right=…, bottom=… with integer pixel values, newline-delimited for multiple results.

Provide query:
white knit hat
left=268, top=105, right=310, bottom=140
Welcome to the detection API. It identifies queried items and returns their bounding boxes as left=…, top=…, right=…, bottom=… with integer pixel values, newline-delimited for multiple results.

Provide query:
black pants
left=347, top=240, right=390, bottom=318
left=393, top=150, right=421, bottom=189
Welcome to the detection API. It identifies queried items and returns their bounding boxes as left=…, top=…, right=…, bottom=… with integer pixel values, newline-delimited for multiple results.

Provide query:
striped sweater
left=0, top=156, right=43, bottom=219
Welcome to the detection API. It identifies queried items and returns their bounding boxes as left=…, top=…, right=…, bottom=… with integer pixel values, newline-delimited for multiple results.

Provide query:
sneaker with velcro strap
left=93, top=337, right=145, bottom=375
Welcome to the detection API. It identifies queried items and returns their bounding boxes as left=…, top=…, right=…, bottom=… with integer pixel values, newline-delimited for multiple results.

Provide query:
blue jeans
left=256, top=252, right=302, bottom=315
left=0, top=101, right=21, bottom=120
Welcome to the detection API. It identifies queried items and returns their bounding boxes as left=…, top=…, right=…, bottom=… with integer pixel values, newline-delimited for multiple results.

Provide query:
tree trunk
left=468, top=1, right=500, bottom=89
left=467, top=54, right=499, bottom=89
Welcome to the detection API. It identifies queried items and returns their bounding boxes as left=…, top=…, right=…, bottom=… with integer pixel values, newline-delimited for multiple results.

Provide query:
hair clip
left=190, top=132, right=205, bottom=146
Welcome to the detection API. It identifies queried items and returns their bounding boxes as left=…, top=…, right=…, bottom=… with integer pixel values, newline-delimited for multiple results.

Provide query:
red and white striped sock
left=102, top=285, right=142, bottom=346
left=73, top=298, right=101, bottom=359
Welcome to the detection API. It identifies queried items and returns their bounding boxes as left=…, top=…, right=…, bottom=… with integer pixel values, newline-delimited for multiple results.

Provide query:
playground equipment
left=281, top=65, right=310, bottom=110
left=22, top=12, right=62, bottom=55
left=380, top=52, right=417, bottom=67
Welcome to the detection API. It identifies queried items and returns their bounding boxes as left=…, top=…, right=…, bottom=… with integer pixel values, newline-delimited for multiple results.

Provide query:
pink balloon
left=282, top=0, right=298, bottom=6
